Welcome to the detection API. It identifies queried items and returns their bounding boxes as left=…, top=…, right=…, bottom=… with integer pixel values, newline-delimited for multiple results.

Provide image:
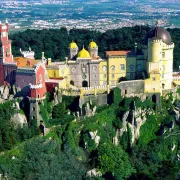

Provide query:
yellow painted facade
left=144, top=38, right=174, bottom=94
left=45, top=26, right=175, bottom=95
left=46, top=63, right=70, bottom=87
left=107, top=55, right=126, bottom=86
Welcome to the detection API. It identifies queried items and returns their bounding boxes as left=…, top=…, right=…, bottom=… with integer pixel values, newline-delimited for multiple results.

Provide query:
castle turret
left=0, top=20, right=16, bottom=85
left=29, top=83, right=46, bottom=127
left=69, top=41, right=78, bottom=60
left=144, top=25, right=174, bottom=93
left=88, top=40, right=98, bottom=58
left=20, top=47, right=35, bottom=59
left=0, top=20, right=13, bottom=64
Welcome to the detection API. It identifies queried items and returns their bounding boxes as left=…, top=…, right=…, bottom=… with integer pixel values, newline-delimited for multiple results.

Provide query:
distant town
left=0, top=0, right=180, bottom=32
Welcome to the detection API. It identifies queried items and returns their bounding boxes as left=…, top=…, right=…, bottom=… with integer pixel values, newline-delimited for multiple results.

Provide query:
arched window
left=70, top=80, right=74, bottom=86
left=93, top=66, right=97, bottom=72
left=129, top=65, right=134, bottom=71
left=102, top=65, right=107, bottom=72
left=39, top=74, right=42, bottom=83
left=71, top=67, right=76, bottom=73
left=162, top=65, right=165, bottom=71
left=137, top=64, right=142, bottom=71
left=111, top=65, right=115, bottom=71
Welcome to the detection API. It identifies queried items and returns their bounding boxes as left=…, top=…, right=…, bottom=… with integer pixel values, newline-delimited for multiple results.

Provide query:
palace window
left=162, top=65, right=165, bottom=71
left=104, top=74, right=107, bottom=78
left=6, top=48, right=8, bottom=57
left=162, top=83, right=165, bottom=89
left=93, top=66, right=97, bottom=72
left=112, top=74, right=115, bottom=78
left=152, top=77, right=156, bottom=81
left=111, top=65, right=115, bottom=71
left=93, top=74, right=96, bottom=79
left=162, top=52, right=165, bottom=58
left=129, top=65, right=134, bottom=71
left=153, top=88, right=155, bottom=91
left=120, top=64, right=125, bottom=70
left=39, top=74, right=42, bottom=83
left=130, top=73, right=133, bottom=79
left=103, top=81, right=107, bottom=85
left=137, top=64, right=142, bottom=71
left=111, top=81, right=115, bottom=85
left=102, top=65, right=107, bottom=72
left=71, top=67, right=76, bottom=73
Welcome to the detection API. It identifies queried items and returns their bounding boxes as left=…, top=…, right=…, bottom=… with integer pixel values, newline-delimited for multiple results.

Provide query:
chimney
left=134, top=42, right=137, bottom=54
left=42, top=52, right=45, bottom=60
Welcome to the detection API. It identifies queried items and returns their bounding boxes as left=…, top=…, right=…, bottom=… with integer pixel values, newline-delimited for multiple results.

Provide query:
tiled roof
left=173, top=73, right=180, bottom=77
left=14, top=57, right=41, bottom=68
left=106, top=50, right=131, bottom=56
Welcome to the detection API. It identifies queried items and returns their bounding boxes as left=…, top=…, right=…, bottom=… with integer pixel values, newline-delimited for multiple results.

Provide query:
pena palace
left=0, top=20, right=180, bottom=107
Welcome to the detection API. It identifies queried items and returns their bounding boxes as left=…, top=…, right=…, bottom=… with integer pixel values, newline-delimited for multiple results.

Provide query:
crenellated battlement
left=29, top=83, right=42, bottom=89
left=0, top=20, right=9, bottom=32
left=162, top=43, right=174, bottom=49
left=148, top=38, right=162, bottom=43
left=20, top=47, right=35, bottom=59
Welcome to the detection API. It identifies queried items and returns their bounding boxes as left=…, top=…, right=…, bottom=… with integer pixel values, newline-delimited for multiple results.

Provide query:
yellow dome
left=69, top=41, right=78, bottom=49
left=89, top=41, right=97, bottom=48
left=78, top=48, right=90, bottom=58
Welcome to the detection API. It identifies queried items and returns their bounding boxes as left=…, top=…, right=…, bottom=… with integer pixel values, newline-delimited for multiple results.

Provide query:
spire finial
left=83, top=45, right=84, bottom=49
left=156, top=20, right=160, bottom=27
left=0, top=21, right=1, bottom=25
left=6, top=19, right=8, bottom=24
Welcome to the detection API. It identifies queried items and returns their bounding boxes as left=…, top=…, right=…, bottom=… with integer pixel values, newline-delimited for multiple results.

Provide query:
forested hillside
left=9, top=26, right=180, bottom=70
left=0, top=89, right=180, bottom=179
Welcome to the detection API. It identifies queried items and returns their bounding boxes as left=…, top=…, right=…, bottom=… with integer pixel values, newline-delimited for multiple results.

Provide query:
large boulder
left=2, top=86, right=10, bottom=99
left=10, top=113, right=27, bottom=128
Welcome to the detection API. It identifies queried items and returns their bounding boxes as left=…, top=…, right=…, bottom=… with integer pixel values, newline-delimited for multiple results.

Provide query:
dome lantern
left=144, top=26, right=172, bottom=45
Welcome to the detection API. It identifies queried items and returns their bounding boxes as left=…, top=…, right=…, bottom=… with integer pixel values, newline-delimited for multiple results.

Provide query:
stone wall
left=79, top=94, right=107, bottom=107
left=116, top=80, right=144, bottom=95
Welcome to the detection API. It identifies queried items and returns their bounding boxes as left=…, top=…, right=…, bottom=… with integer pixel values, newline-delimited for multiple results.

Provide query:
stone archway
left=152, top=94, right=157, bottom=110
left=82, top=81, right=88, bottom=87
left=152, top=94, right=156, bottom=103
left=125, top=89, right=127, bottom=95
left=70, top=80, right=74, bottom=86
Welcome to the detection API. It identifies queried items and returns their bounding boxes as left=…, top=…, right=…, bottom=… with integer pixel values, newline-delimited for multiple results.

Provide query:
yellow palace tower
left=143, top=25, right=174, bottom=94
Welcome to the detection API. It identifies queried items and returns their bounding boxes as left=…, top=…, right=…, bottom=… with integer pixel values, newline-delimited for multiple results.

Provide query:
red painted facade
left=29, top=64, right=47, bottom=99
left=0, top=21, right=53, bottom=99
left=30, top=86, right=46, bottom=99
left=0, top=21, right=16, bottom=85
left=0, top=22, right=13, bottom=64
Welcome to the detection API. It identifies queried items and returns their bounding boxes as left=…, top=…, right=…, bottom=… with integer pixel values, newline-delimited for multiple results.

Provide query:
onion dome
left=78, top=47, right=90, bottom=58
left=69, top=41, right=78, bottom=49
left=89, top=40, right=98, bottom=48
left=144, top=26, right=172, bottom=45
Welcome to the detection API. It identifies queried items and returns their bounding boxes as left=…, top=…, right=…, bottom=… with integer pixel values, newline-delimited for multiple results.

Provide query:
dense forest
left=0, top=89, right=180, bottom=179
left=9, top=26, right=180, bottom=71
